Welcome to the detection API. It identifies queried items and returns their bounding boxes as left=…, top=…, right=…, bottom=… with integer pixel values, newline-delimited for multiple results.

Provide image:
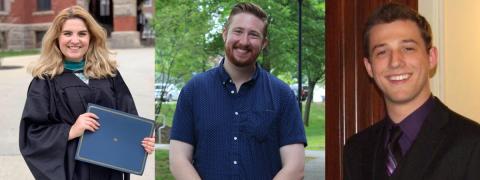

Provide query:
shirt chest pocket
left=240, top=110, right=278, bottom=143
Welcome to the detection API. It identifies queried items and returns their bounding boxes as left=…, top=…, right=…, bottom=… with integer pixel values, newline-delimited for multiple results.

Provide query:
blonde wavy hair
left=29, top=5, right=117, bottom=79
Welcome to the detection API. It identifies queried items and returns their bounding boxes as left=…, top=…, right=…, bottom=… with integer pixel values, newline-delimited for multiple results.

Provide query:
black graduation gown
left=19, top=69, right=137, bottom=180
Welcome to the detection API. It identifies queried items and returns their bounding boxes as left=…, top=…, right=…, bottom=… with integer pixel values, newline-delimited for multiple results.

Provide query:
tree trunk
left=303, top=80, right=317, bottom=126
left=154, top=127, right=161, bottom=143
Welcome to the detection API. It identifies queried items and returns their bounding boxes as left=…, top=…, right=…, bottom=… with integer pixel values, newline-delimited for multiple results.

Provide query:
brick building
left=0, top=0, right=155, bottom=50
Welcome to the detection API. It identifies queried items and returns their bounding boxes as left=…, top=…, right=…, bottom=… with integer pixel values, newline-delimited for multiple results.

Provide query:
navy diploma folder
left=75, top=103, right=154, bottom=175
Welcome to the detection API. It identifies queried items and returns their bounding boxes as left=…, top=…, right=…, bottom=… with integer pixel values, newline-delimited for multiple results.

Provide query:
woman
left=19, top=5, right=154, bottom=180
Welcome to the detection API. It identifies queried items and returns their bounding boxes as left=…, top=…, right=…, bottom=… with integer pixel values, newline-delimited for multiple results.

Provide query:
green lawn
left=304, top=102, right=325, bottom=150
left=155, top=150, right=174, bottom=180
left=0, top=49, right=40, bottom=57
left=156, top=102, right=175, bottom=127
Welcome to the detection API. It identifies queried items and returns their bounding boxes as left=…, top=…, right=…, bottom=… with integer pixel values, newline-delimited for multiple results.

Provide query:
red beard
left=224, top=43, right=261, bottom=67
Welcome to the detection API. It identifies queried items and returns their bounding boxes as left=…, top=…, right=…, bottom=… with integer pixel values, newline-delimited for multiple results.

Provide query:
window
left=100, top=0, right=110, bottom=16
left=35, top=31, right=46, bottom=48
left=143, top=0, right=152, bottom=7
left=0, top=0, right=5, bottom=11
left=37, top=0, right=51, bottom=11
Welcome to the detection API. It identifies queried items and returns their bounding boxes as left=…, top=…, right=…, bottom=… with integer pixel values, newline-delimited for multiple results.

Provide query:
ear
left=363, top=57, right=374, bottom=78
left=222, top=28, right=228, bottom=43
left=262, top=38, right=269, bottom=50
left=428, top=46, right=438, bottom=70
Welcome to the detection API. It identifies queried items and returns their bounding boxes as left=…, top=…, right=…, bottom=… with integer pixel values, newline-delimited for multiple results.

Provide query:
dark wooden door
left=325, top=0, right=417, bottom=179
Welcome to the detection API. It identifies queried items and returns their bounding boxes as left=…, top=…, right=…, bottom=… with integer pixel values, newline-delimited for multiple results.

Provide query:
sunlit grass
left=0, top=49, right=40, bottom=57
left=304, top=102, right=325, bottom=150
left=155, top=149, right=174, bottom=180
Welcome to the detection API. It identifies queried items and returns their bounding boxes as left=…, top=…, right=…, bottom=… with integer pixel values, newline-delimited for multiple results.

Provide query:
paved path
left=305, top=150, right=325, bottom=180
left=0, top=48, right=155, bottom=180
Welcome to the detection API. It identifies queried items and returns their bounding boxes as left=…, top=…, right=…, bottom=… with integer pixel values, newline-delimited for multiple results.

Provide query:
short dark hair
left=363, top=3, right=432, bottom=58
left=224, top=2, right=269, bottom=38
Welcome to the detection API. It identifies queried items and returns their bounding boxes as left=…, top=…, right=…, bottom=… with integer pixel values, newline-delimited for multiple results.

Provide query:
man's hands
left=69, top=112, right=100, bottom=140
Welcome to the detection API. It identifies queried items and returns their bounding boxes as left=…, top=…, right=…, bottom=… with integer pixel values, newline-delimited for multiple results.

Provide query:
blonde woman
left=19, top=5, right=154, bottom=180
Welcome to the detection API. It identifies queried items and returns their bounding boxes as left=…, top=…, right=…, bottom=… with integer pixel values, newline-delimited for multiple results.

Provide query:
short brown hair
left=363, top=3, right=432, bottom=58
left=224, top=2, right=269, bottom=38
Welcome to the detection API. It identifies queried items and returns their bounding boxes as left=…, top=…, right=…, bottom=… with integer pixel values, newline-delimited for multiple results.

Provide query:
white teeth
left=389, top=74, right=410, bottom=81
left=236, top=49, right=247, bottom=53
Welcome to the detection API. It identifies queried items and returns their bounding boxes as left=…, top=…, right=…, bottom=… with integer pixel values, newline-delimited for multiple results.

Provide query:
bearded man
left=169, top=2, right=307, bottom=180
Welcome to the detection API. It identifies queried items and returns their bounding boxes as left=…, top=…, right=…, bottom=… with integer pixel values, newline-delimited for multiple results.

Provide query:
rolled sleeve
left=278, top=89, right=307, bottom=147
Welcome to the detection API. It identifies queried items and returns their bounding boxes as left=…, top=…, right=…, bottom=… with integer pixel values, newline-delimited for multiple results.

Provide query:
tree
left=301, top=0, right=325, bottom=126
left=153, top=1, right=214, bottom=142
left=154, top=0, right=326, bottom=129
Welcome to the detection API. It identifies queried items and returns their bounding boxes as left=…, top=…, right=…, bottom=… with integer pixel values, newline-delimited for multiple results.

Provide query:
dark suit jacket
left=343, top=98, right=480, bottom=180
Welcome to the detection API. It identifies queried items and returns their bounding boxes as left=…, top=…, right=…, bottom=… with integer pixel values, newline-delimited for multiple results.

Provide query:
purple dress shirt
left=385, top=96, right=436, bottom=155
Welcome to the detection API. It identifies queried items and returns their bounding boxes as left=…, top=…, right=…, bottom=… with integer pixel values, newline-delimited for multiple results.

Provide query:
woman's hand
left=142, top=136, right=156, bottom=154
left=68, top=112, right=100, bottom=140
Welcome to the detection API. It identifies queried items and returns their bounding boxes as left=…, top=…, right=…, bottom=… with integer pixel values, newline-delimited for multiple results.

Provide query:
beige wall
left=420, top=0, right=480, bottom=122
left=419, top=0, right=444, bottom=100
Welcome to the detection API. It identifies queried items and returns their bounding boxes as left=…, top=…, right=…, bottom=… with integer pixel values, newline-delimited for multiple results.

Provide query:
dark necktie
left=386, top=126, right=403, bottom=176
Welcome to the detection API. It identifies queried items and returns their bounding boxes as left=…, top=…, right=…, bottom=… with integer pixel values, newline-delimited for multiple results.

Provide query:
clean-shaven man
left=344, top=3, right=480, bottom=180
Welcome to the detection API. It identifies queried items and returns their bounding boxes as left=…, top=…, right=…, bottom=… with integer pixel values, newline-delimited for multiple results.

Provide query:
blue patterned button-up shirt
left=171, top=59, right=307, bottom=180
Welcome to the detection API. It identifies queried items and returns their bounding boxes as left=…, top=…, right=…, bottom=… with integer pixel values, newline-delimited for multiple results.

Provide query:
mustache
left=234, top=44, right=252, bottom=51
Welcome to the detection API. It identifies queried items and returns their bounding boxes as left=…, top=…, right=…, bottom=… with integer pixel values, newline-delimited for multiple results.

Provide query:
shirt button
left=233, top=161, right=237, bottom=164
left=234, top=136, right=237, bottom=140
left=229, top=79, right=233, bottom=83
left=234, top=112, right=239, bottom=115
left=230, top=90, right=235, bottom=94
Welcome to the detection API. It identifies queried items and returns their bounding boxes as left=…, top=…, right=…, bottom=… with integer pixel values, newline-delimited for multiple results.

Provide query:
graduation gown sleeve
left=19, top=77, right=70, bottom=180
left=112, top=71, right=138, bottom=116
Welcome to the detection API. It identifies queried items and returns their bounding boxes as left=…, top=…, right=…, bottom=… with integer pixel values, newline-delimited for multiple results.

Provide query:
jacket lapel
left=373, top=120, right=389, bottom=180
left=390, top=98, right=450, bottom=180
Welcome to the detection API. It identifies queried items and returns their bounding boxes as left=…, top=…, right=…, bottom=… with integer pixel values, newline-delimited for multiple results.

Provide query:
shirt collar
left=217, top=58, right=262, bottom=86
left=387, top=95, right=436, bottom=141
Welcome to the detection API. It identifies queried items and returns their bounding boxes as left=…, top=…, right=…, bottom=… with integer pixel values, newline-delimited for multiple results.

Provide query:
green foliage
left=154, top=0, right=216, bottom=85
left=154, top=0, right=325, bottom=85
left=302, top=0, right=325, bottom=84
left=152, top=0, right=326, bottom=139
left=301, top=0, right=325, bottom=125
